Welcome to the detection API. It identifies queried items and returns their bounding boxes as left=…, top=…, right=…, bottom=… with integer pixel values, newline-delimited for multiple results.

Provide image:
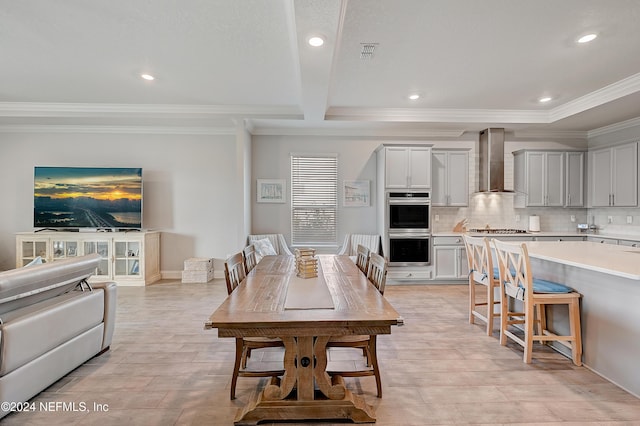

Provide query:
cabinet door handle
left=612, top=193, right=615, bottom=206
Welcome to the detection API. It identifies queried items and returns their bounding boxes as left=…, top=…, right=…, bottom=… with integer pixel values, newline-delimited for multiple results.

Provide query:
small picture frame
left=257, top=179, right=286, bottom=203
left=343, top=180, right=370, bottom=207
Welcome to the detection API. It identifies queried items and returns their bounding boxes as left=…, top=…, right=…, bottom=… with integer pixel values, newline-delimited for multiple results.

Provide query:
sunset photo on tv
left=34, top=167, right=143, bottom=229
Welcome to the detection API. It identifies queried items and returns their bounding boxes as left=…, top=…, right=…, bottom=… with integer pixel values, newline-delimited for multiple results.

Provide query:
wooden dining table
left=206, top=254, right=400, bottom=424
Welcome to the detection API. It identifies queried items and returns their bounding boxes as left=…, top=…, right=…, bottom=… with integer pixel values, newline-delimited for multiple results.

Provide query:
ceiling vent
left=360, top=43, right=378, bottom=60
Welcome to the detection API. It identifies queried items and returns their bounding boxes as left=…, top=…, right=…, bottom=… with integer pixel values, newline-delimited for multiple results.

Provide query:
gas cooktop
left=467, top=228, right=529, bottom=234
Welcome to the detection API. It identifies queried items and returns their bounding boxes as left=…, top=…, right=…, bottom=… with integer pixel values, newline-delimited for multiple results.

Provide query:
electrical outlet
left=570, top=215, right=576, bottom=222
left=515, top=215, right=520, bottom=222
left=435, top=214, right=440, bottom=222
left=627, top=216, right=633, bottom=224
left=608, top=216, right=613, bottom=224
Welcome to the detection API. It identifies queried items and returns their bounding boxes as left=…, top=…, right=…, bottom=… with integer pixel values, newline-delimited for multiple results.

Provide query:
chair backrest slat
left=224, top=252, right=246, bottom=295
left=243, top=244, right=257, bottom=274
left=355, top=244, right=370, bottom=274
left=492, top=239, right=532, bottom=302
left=367, top=252, right=387, bottom=295
left=462, top=235, right=493, bottom=285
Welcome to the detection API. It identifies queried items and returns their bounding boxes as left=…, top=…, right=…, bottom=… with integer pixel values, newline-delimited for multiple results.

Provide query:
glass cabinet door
left=83, top=241, right=110, bottom=277
left=52, top=240, right=79, bottom=260
left=114, top=241, right=141, bottom=276
left=20, top=240, right=48, bottom=266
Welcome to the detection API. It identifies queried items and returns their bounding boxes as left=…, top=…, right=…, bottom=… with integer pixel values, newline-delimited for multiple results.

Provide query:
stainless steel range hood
left=478, top=128, right=509, bottom=192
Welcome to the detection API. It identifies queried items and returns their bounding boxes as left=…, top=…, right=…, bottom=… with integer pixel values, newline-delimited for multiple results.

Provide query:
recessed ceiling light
left=308, top=36, right=324, bottom=47
left=408, top=94, right=421, bottom=100
left=141, top=74, right=155, bottom=81
left=539, top=96, right=552, bottom=103
left=577, top=33, right=597, bottom=43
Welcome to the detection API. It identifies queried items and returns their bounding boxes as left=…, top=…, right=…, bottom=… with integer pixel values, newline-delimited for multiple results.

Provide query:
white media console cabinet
left=16, top=230, right=160, bottom=286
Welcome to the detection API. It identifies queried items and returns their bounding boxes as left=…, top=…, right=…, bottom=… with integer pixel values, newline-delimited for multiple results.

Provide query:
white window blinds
left=291, top=154, right=338, bottom=245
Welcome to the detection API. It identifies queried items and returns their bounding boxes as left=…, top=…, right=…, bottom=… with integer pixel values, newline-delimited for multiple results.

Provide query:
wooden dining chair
left=242, top=244, right=257, bottom=274
left=492, top=239, right=583, bottom=366
left=327, top=252, right=387, bottom=397
left=224, top=252, right=284, bottom=399
left=463, top=235, right=500, bottom=336
left=367, top=252, right=388, bottom=296
left=355, top=244, right=370, bottom=274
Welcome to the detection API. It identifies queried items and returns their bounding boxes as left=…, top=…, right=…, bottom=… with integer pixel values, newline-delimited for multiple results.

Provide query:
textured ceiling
left=1, top=0, right=640, bottom=136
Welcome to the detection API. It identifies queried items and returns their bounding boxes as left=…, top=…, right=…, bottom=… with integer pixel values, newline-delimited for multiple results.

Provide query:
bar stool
left=463, top=235, right=500, bottom=336
left=492, top=239, right=583, bottom=366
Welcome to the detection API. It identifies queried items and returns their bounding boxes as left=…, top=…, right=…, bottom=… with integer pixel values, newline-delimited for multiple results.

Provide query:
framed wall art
left=343, top=180, right=370, bottom=207
left=257, top=179, right=286, bottom=203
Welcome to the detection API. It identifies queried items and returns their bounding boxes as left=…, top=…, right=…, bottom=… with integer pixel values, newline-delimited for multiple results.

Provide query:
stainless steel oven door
left=388, top=234, right=431, bottom=266
left=387, top=194, right=430, bottom=233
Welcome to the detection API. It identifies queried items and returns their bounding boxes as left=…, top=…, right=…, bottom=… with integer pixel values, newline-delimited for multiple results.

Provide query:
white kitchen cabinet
left=565, top=151, right=585, bottom=207
left=591, top=142, right=638, bottom=207
left=586, top=236, right=618, bottom=245
left=433, top=236, right=468, bottom=281
left=432, top=150, right=468, bottom=206
left=514, top=151, right=565, bottom=207
left=617, top=239, right=640, bottom=248
left=16, top=231, right=161, bottom=286
left=386, top=266, right=432, bottom=283
left=384, top=146, right=432, bottom=189
left=531, top=236, right=586, bottom=241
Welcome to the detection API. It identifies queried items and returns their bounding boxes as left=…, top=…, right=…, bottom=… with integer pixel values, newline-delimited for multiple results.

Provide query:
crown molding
left=0, top=124, right=236, bottom=135
left=511, top=129, right=588, bottom=140
left=325, top=107, right=549, bottom=123
left=549, top=72, right=640, bottom=122
left=587, top=116, right=640, bottom=139
left=249, top=123, right=465, bottom=138
left=0, top=102, right=303, bottom=119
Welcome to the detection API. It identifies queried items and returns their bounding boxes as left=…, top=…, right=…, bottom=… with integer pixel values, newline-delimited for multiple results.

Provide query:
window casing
left=291, top=154, right=338, bottom=246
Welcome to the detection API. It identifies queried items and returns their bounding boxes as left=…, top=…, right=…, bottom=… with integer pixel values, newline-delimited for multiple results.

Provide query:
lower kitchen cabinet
left=433, top=236, right=468, bottom=281
left=587, top=236, right=619, bottom=245
left=386, top=266, right=432, bottom=283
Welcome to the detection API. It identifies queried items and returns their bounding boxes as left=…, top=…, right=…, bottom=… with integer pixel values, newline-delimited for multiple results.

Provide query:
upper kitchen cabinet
left=565, top=151, right=585, bottom=207
left=514, top=151, right=564, bottom=207
left=383, top=146, right=432, bottom=189
left=590, top=142, right=638, bottom=207
left=514, top=150, right=585, bottom=208
left=432, top=150, right=469, bottom=206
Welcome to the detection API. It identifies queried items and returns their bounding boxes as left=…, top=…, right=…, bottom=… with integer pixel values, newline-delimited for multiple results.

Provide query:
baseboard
left=161, top=270, right=224, bottom=280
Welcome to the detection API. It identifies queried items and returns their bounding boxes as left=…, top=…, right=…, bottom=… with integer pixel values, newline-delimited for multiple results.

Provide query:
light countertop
left=433, top=231, right=589, bottom=238
left=433, top=231, right=640, bottom=241
left=521, top=241, right=640, bottom=280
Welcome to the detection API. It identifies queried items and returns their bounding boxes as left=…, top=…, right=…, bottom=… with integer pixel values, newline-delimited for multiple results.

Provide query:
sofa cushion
left=0, top=289, right=104, bottom=376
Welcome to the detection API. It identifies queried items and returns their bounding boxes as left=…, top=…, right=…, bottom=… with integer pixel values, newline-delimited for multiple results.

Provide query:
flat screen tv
left=34, top=166, right=143, bottom=230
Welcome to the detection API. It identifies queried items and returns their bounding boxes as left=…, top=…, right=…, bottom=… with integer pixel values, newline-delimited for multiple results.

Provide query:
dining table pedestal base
left=233, top=335, right=377, bottom=424
left=234, top=385, right=376, bottom=425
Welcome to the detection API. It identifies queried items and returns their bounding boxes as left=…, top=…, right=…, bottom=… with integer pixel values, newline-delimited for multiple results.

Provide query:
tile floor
left=3, top=280, right=639, bottom=425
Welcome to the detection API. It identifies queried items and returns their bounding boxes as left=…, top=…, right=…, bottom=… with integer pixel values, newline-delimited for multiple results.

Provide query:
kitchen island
left=509, top=241, right=640, bottom=398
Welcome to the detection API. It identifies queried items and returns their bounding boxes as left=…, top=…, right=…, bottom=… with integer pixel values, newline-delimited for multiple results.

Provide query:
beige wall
left=0, top=131, right=244, bottom=273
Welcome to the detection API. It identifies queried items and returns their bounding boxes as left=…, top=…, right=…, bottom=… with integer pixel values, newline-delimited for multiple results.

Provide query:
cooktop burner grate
left=467, top=228, right=529, bottom=234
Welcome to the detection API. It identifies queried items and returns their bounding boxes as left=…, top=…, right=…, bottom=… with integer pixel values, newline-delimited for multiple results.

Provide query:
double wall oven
left=386, top=192, right=431, bottom=266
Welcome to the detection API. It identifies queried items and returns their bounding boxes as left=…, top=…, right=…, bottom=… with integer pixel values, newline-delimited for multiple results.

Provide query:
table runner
left=284, top=261, right=334, bottom=309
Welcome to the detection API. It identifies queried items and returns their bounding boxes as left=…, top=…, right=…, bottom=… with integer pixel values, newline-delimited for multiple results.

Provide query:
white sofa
left=0, top=254, right=117, bottom=418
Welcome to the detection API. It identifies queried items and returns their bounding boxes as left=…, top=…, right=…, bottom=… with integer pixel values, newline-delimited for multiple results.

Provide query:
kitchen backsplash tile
left=433, top=197, right=640, bottom=236
left=433, top=194, right=588, bottom=233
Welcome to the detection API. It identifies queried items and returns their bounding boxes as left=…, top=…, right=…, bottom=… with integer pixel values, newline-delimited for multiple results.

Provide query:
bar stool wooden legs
left=463, top=235, right=500, bottom=336
left=492, top=239, right=583, bottom=366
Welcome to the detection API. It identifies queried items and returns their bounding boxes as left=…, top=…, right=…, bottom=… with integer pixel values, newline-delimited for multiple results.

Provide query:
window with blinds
left=290, top=154, right=338, bottom=245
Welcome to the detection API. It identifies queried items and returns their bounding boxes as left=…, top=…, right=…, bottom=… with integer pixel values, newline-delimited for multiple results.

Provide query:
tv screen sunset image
left=34, top=167, right=142, bottom=229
